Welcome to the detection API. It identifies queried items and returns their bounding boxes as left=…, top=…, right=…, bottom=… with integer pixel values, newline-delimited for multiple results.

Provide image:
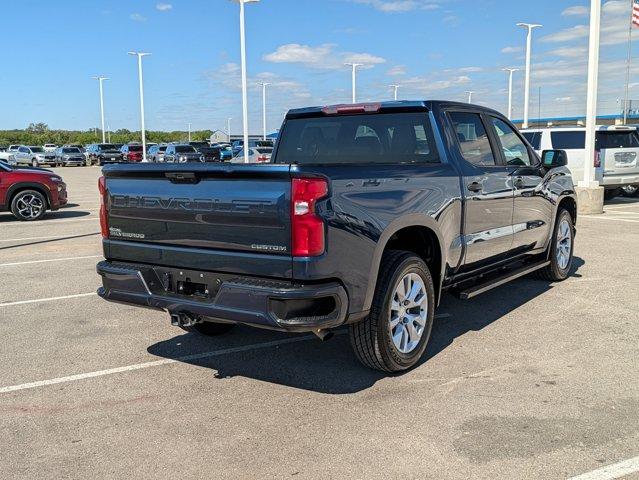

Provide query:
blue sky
left=1, top=0, right=637, bottom=133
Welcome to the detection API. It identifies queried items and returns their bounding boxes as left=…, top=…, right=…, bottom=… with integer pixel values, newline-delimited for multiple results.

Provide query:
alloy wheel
left=16, top=194, right=44, bottom=219
left=389, top=273, right=428, bottom=354
left=556, top=218, right=572, bottom=270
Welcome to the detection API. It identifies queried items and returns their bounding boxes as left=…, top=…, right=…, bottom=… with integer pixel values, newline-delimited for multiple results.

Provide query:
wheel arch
left=363, top=215, right=446, bottom=312
left=7, top=183, right=52, bottom=210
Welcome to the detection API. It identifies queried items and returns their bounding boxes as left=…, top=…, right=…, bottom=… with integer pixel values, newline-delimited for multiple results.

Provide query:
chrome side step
left=458, top=260, right=550, bottom=300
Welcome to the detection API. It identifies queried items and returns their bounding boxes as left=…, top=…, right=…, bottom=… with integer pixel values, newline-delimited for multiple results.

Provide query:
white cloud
left=458, top=66, right=483, bottom=73
left=562, top=5, right=589, bottom=16
left=264, top=43, right=386, bottom=69
left=349, top=0, right=440, bottom=12
left=546, top=46, right=588, bottom=58
left=387, top=65, right=407, bottom=76
left=129, top=13, right=147, bottom=22
left=156, top=3, right=173, bottom=11
left=540, top=25, right=588, bottom=43
left=501, top=46, right=522, bottom=54
left=555, top=96, right=573, bottom=102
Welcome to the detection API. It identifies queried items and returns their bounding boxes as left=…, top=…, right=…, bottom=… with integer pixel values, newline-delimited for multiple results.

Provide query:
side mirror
left=541, top=149, right=568, bottom=168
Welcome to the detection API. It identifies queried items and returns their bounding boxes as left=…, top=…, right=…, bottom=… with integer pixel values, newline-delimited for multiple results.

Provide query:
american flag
left=633, top=0, right=639, bottom=28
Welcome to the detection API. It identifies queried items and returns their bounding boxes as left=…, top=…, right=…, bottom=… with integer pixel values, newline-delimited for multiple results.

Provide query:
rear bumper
left=601, top=173, right=639, bottom=188
left=96, top=260, right=349, bottom=332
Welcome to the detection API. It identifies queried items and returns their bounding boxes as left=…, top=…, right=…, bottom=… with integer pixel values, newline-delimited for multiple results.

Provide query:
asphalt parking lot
left=1, top=166, right=638, bottom=480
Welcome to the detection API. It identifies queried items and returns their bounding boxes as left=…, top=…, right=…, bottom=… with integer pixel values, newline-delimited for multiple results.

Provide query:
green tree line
left=0, top=123, right=213, bottom=147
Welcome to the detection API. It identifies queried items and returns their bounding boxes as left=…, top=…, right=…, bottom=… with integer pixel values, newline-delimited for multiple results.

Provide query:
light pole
left=502, top=68, right=518, bottom=120
left=188, top=123, right=192, bottom=142
left=233, top=0, right=260, bottom=163
left=517, top=23, right=542, bottom=129
left=581, top=0, right=602, bottom=195
left=128, top=51, right=151, bottom=162
left=227, top=118, right=232, bottom=143
left=258, top=82, right=270, bottom=140
left=466, top=91, right=474, bottom=104
left=92, top=76, right=108, bottom=144
left=107, top=124, right=111, bottom=143
left=389, top=84, right=399, bottom=101
left=345, top=63, right=363, bottom=103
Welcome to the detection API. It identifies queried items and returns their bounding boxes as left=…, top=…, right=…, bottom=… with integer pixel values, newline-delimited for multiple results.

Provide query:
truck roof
left=286, top=100, right=504, bottom=119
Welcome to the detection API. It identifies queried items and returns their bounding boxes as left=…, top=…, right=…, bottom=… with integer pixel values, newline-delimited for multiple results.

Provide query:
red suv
left=120, top=144, right=144, bottom=162
left=0, top=161, right=67, bottom=221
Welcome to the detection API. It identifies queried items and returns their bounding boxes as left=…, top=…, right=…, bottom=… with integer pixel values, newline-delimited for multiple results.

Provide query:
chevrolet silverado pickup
left=97, top=101, right=577, bottom=372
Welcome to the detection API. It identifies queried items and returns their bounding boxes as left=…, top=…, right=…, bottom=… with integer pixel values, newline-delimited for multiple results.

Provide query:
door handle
left=513, top=176, right=525, bottom=189
left=467, top=182, right=482, bottom=192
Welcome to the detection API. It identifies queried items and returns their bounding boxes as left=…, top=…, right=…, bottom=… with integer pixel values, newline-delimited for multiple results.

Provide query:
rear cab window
left=274, top=112, right=440, bottom=165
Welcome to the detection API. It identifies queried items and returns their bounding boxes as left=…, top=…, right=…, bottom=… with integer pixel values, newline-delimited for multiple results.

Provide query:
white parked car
left=230, top=147, right=273, bottom=163
left=43, top=143, right=58, bottom=152
left=521, top=126, right=639, bottom=199
left=0, top=145, right=20, bottom=163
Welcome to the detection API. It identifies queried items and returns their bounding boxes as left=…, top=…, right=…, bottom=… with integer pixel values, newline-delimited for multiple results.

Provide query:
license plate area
left=141, top=266, right=230, bottom=301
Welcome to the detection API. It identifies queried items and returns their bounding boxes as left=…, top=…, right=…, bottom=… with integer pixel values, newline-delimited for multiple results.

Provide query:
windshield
left=128, top=145, right=143, bottom=152
left=99, top=144, right=117, bottom=150
left=30, top=147, right=45, bottom=153
left=275, top=113, right=440, bottom=165
left=0, top=160, right=11, bottom=171
left=175, top=146, right=197, bottom=153
left=62, top=148, right=81, bottom=153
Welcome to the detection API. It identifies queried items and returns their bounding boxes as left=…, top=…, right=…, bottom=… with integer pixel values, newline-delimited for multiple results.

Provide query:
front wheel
left=10, top=190, right=47, bottom=221
left=535, top=208, right=574, bottom=282
left=621, top=184, right=639, bottom=197
left=349, top=251, right=435, bottom=372
left=31, top=158, right=38, bottom=167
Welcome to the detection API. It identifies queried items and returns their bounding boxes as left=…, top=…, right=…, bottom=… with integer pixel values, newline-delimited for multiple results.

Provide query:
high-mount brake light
left=322, top=103, right=382, bottom=115
left=291, top=177, right=328, bottom=257
left=98, top=176, right=109, bottom=238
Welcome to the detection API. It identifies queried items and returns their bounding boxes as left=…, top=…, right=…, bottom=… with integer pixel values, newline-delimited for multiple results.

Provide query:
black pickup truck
left=97, top=101, right=577, bottom=372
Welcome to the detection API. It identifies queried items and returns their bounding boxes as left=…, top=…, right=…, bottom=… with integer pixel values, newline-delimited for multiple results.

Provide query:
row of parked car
left=0, top=138, right=276, bottom=167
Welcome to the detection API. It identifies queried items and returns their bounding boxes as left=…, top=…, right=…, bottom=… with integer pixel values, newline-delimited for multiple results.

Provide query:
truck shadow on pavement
left=147, top=257, right=584, bottom=394
left=0, top=209, right=92, bottom=223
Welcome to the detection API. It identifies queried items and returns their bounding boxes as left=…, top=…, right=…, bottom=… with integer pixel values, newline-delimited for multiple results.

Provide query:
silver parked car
left=54, top=146, right=86, bottom=167
left=14, top=146, right=57, bottom=167
left=230, top=147, right=273, bottom=163
left=163, top=144, right=203, bottom=163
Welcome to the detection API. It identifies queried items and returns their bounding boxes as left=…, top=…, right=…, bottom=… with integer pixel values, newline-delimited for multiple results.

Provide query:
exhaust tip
left=314, top=329, right=334, bottom=341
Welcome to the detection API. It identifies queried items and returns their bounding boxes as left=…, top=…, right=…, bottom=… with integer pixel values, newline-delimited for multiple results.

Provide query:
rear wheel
left=621, top=184, right=639, bottom=197
left=349, top=251, right=435, bottom=372
left=181, top=321, right=235, bottom=336
left=10, top=190, right=47, bottom=221
left=535, top=208, right=574, bottom=282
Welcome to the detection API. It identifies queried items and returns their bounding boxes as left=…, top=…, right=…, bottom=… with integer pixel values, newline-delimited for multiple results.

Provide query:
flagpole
left=623, top=0, right=634, bottom=124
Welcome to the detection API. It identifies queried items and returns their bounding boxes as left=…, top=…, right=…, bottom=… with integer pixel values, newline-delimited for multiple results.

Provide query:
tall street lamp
left=389, top=84, right=399, bottom=101
left=92, top=76, right=108, bottom=144
left=345, top=63, right=363, bottom=103
left=188, top=123, right=192, bottom=142
left=227, top=117, right=232, bottom=143
left=517, top=23, right=542, bottom=129
left=128, top=51, right=151, bottom=162
left=258, top=82, right=270, bottom=141
left=502, top=68, right=518, bottom=120
left=233, top=0, right=260, bottom=163
left=466, top=91, right=474, bottom=104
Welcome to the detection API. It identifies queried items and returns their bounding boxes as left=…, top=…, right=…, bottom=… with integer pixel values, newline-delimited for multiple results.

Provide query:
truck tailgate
left=103, top=163, right=292, bottom=255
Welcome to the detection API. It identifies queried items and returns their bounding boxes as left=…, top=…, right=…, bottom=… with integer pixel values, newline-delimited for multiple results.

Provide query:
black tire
left=10, top=189, right=47, bottom=221
left=604, top=188, right=621, bottom=201
left=181, top=321, right=235, bottom=336
left=31, top=158, right=38, bottom=167
left=349, top=250, right=435, bottom=373
left=535, top=208, right=574, bottom=282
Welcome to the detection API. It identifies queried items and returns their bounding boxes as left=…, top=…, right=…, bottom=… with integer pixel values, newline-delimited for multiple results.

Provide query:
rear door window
left=448, top=111, right=496, bottom=166
left=551, top=131, right=585, bottom=150
left=275, top=112, right=440, bottom=165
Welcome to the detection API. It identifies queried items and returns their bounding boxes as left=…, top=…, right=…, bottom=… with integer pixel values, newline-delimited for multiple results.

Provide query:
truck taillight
left=98, top=176, right=109, bottom=238
left=594, top=150, right=601, bottom=168
left=291, top=177, right=328, bottom=257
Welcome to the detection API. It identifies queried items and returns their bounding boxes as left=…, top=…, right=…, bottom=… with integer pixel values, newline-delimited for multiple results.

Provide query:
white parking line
left=568, top=456, right=639, bottom=480
left=0, top=292, right=96, bottom=308
left=0, top=335, right=327, bottom=394
left=580, top=216, right=639, bottom=224
left=0, top=233, right=99, bottom=243
left=0, top=255, right=102, bottom=267
left=1, top=217, right=97, bottom=227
